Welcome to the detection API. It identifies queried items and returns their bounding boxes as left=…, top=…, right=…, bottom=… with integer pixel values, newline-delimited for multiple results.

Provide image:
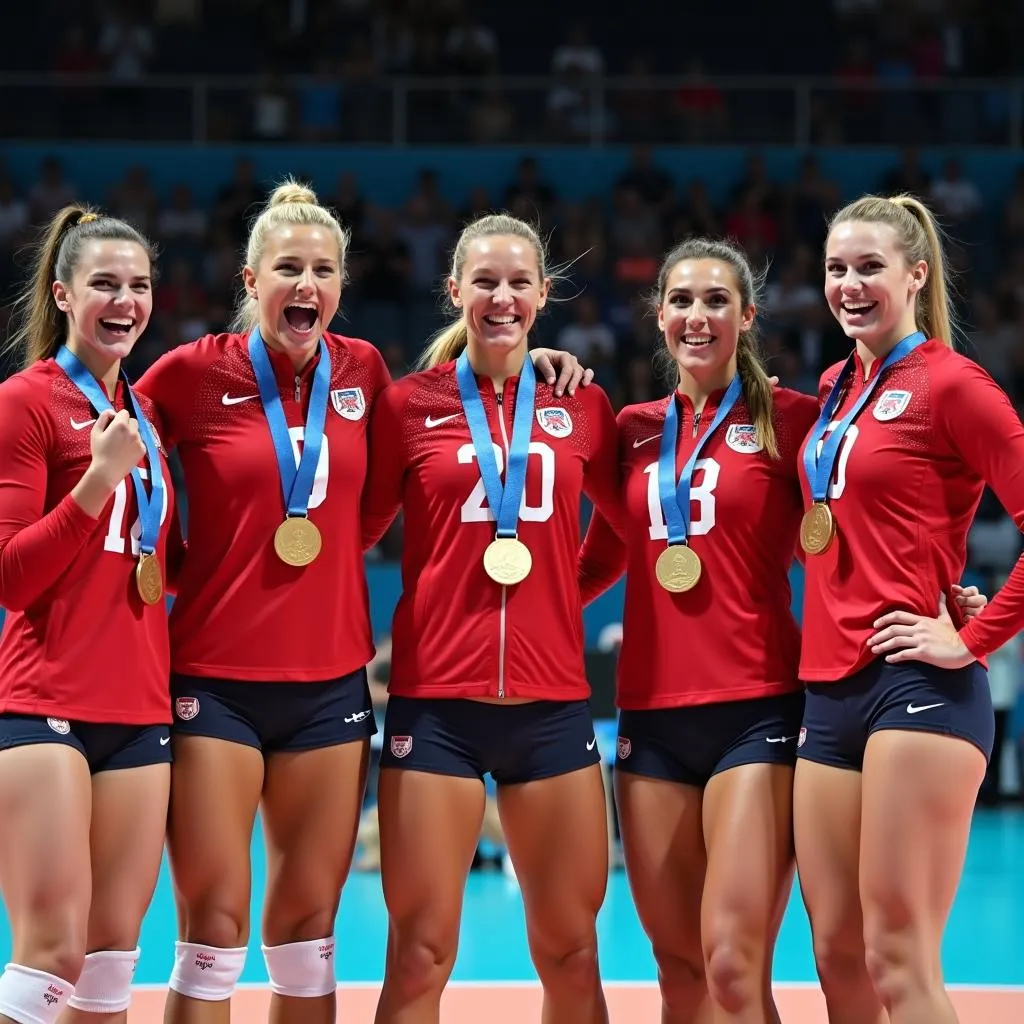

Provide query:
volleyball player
left=134, top=183, right=588, bottom=1024
left=577, top=237, right=814, bottom=1023
left=0, top=207, right=174, bottom=1023
left=795, top=194, right=1024, bottom=1024
left=361, top=213, right=624, bottom=1024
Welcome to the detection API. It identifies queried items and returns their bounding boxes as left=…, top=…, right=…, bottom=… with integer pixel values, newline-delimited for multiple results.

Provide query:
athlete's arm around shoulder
left=361, top=372, right=417, bottom=552
left=578, top=399, right=635, bottom=604
left=0, top=371, right=101, bottom=610
left=935, top=353, right=1024, bottom=658
left=579, top=383, right=627, bottom=538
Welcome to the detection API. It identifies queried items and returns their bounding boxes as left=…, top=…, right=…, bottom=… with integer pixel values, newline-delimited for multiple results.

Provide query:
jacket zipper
left=495, top=390, right=509, bottom=699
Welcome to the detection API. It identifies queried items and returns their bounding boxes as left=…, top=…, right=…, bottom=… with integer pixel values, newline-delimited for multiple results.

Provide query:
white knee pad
left=168, top=942, right=247, bottom=1001
left=262, top=937, right=337, bottom=998
left=66, top=947, right=139, bottom=1013
left=0, top=962, right=75, bottom=1024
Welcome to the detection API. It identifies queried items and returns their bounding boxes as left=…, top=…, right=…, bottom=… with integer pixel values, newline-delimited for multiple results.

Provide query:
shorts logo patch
left=46, top=717, right=70, bottom=735
left=536, top=407, right=573, bottom=438
left=798, top=726, right=807, bottom=748
left=873, top=389, right=911, bottom=421
left=617, top=736, right=632, bottom=759
left=725, top=423, right=763, bottom=453
left=331, top=387, right=366, bottom=421
left=390, top=735, right=413, bottom=758
left=175, top=696, right=200, bottom=721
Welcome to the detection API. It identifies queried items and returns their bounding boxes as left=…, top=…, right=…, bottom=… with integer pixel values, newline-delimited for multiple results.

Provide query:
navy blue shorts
left=0, top=714, right=171, bottom=774
left=170, top=668, right=377, bottom=753
left=380, top=696, right=601, bottom=784
left=797, top=659, right=995, bottom=771
left=615, top=691, right=805, bottom=787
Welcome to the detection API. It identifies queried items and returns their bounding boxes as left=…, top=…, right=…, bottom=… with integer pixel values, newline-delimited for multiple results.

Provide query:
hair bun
left=268, top=182, right=318, bottom=208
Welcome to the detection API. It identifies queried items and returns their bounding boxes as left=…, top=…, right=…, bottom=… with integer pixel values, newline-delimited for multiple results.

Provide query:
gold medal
left=654, top=545, right=702, bottom=593
left=274, top=516, right=322, bottom=567
left=136, top=553, right=163, bottom=606
left=483, top=536, right=532, bottom=585
left=800, top=502, right=835, bottom=556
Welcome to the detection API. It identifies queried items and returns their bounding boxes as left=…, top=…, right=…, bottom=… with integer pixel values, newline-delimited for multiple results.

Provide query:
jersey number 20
left=458, top=441, right=555, bottom=522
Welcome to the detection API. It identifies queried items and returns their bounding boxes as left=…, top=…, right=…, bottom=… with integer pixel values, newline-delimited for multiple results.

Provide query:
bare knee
left=385, top=924, right=458, bottom=1001
left=532, top=935, right=601, bottom=995
left=14, top=912, right=88, bottom=985
left=704, top=934, right=759, bottom=1013
left=863, top=919, right=937, bottom=1008
left=652, top=945, right=706, bottom=1012
left=263, top=904, right=338, bottom=947
left=812, top=931, right=871, bottom=1000
left=178, top=899, right=249, bottom=949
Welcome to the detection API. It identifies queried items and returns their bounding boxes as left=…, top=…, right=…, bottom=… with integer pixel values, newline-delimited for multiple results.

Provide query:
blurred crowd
left=0, top=145, right=1021, bottom=579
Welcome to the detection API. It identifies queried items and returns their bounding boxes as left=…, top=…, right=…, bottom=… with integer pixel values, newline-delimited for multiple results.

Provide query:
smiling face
left=448, top=234, right=550, bottom=357
left=657, top=257, right=754, bottom=385
left=824, top=219, right=927, bottom=349
left=243, top=223, right=342, bottom=361
left=53, top=238, right=153, bottom=365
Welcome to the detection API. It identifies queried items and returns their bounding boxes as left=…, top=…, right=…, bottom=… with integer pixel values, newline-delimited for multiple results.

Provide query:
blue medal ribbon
left=455, top=350, right=536, bottom=538
left=55, top=345, right=164, bottom=556
left=247, top=327, right=331, bottom=518
left=803, top=331, right=926, bottom=502
left=658, top=373, right=743, bottom=546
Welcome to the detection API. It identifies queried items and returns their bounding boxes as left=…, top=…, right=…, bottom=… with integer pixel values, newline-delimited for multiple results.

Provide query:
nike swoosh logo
left=766, top=736, right=795, bottom=743
left=160, top=736, right=170, bottom=745
left=586, top=737, right=597, bottom=751
left=633, top=434, right=662, bottom=448
left=70, top=417, right=97, bottom=430
left=425, top=413, right=461, bottom=429
left=222, top=393, right=259, bottom=406
left=907, top=702, right=945, bottom=714
left=344, top=711, right=371, bottom=723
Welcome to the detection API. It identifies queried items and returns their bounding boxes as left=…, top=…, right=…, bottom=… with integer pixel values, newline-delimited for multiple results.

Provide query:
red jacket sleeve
left=0, top=377, right=100, bottom=611
left=578, top=508, right=626, bottom=605
left=134, top=341, right=203, bottom=450
left=938, top=359, right=1024, bottom=658
left=361, top=381, right=409, bottom=551
left=581, top=386, right=626, bottom=539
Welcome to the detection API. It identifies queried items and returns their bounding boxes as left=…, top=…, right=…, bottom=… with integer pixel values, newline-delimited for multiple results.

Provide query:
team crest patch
left=725, top=423, right=762, bottom=453
left=873, top=389, right=911, bottom=421
left=798, top=727, right=807, bottom=748
left=536, top=407, right=573, bottom=438
left=331, top=387, right=365, bottom=420
left=47, top=717, right=70, bottom=735
left=175, top=697, right=200, bottom=721
left=390, top=735, right=413, bottom=758
left=617, top=737, right=632, bottom=760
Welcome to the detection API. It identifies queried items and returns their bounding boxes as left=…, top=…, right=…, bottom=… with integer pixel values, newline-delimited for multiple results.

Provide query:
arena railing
left=2, top=73, right=1022, bottom=146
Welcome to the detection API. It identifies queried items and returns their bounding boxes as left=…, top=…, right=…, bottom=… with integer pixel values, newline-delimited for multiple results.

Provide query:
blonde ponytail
left=418, top=212, right=551, bottom=369
left=828, top=193, right=957, bottom=348
left=418, top=321, right=469, bottom=369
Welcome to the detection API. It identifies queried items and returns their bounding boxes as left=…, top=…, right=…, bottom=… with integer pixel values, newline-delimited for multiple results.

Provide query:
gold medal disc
left=800, top=502, right=835, bottom=556
left=483, top=537, right=532, bottom=585
left=274, top=516, right=323, bottom=567
left=654, top=545, right=702, bottom=593
left=136, top=553, right=164, bottom=606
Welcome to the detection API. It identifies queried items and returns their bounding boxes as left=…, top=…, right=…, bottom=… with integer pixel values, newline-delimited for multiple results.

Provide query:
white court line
left=131, top=980, right=1024, bottom=992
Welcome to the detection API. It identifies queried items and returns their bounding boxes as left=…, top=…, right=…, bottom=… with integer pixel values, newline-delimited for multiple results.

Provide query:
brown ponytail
left=652, top=236, right=779, bottom=459
left=7, top=205, right=155, bottom=368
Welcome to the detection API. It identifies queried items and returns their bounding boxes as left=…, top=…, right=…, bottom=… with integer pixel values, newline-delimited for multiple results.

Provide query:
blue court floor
left=1, top=807, right=1023, bottom=987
